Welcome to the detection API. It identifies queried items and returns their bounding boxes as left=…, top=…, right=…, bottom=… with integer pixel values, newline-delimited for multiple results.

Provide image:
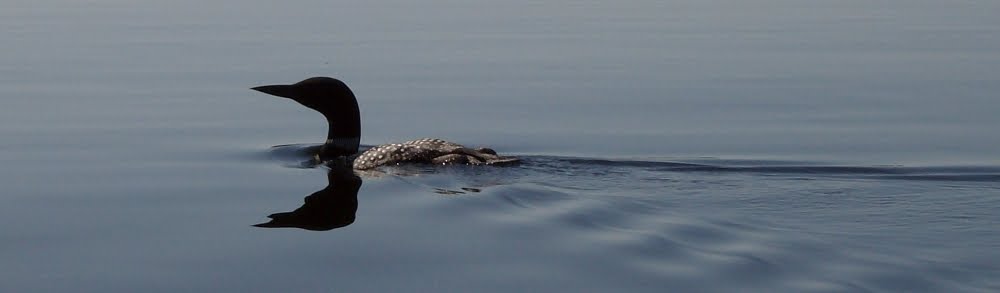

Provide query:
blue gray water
left=2, top=1, right=999, bottom=292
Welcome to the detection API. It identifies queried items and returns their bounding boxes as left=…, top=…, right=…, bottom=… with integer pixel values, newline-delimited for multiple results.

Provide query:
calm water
left=2, top=1, right=999, bottom=292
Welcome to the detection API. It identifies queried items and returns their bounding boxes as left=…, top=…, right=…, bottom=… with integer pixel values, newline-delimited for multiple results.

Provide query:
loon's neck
left=321, top=120, right=361, bottom=158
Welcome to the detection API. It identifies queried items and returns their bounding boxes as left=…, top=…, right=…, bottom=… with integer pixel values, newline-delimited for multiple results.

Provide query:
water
left=2, top=0, right=999, bottom=291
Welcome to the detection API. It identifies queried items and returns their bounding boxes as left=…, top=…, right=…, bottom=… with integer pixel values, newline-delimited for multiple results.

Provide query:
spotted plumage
left=351, top=138, right=517, bottom=170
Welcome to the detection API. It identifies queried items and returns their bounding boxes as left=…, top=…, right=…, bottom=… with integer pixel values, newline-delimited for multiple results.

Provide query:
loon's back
left=352, top=138, right=519, bottom=170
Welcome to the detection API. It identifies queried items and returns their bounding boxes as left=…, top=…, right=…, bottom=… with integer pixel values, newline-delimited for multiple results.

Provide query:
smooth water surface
left=2, top=1, right=999, bottom=292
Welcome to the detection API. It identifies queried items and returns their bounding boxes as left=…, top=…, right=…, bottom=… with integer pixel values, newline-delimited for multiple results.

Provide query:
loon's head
left=253, top=77, right=361, bottom=157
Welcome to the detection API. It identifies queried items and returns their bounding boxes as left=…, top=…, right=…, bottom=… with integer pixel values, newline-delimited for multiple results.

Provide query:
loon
left=252, top=77, right=520, bottom=170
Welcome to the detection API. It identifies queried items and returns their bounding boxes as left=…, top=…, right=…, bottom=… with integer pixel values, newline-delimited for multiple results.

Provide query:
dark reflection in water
left=254, top=165, right=362, bottom=231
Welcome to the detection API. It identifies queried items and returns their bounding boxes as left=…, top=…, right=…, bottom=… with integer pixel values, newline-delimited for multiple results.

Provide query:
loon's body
left=253, top=77, right=519, bottom=170
left=353, top=138, right=518, bottom=170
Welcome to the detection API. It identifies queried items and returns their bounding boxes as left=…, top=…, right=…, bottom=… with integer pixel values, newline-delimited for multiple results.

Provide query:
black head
left=253, top=77, right=361, bottom=156
left=252, top=77, right=356, bottom=117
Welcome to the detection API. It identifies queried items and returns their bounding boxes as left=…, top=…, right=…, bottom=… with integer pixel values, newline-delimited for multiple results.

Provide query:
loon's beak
left=252, top=212, right=294, bottom=228
left=251, top=84, right=298, bottom=99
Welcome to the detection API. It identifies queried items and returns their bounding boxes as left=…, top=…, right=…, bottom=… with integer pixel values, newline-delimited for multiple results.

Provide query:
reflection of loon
left=253, top=77, right=520, bottom=170
left=254, top=166, right=361, bottom=231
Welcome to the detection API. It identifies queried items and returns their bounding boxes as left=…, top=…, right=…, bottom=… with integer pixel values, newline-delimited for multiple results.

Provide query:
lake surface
left=2, top=1, right=999, bottom=292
